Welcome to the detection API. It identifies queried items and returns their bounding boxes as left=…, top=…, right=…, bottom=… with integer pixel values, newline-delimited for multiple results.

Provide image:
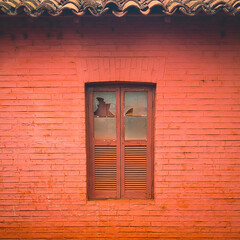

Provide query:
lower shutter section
left=91, top=144, right=149, bottom=199
left=94, top=145, right=117, bottom=191
left=124, top=145, right=147, bottom=193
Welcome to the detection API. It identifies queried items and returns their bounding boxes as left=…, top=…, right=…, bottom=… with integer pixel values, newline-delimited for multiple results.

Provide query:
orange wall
left=0, top=16, right=240, bottom=239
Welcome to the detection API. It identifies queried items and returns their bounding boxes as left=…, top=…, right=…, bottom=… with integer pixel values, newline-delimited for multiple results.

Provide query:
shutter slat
left=124, top=145, right=147, bottom=192
left=94, top=145, right=117, bottom=191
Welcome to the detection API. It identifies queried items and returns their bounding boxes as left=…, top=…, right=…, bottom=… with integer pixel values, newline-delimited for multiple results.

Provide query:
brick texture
left=0, top=16, right=240, bottom=239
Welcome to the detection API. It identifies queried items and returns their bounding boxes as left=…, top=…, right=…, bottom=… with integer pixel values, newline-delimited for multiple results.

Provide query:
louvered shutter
left=87, top=85, right=154, bottom=199
left=88, top=144, right=119, bottom=199
left=124, top=145, right=147, bottom=190
left=120, top=88, right=153, bottom=199
left=94, top=145, right=117, bottom=191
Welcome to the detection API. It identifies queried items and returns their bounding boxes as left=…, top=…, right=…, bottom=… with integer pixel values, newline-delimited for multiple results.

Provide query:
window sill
left=87, top=198, right=155, bottom=206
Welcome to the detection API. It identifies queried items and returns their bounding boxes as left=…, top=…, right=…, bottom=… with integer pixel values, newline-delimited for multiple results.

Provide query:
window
left=86, top=84, right=154, bottom=199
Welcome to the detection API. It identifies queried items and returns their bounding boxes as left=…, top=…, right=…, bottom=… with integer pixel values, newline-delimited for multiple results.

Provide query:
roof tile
left=0, top=0, right=239, bottom=16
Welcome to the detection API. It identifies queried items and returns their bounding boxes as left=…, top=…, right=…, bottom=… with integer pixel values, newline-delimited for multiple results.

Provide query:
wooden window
left=86, top=84, right=154, bottom=199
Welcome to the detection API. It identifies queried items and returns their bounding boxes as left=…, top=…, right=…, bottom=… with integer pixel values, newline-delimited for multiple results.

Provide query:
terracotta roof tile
left=0, top=0, right=239, bottom=16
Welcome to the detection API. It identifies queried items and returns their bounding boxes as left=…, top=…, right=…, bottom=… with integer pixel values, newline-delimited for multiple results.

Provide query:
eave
left=0, top=0, right=239, bottom=17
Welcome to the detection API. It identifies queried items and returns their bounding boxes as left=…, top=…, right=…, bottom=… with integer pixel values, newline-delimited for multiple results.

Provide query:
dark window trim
left=85, top=83, right=155, bottom=200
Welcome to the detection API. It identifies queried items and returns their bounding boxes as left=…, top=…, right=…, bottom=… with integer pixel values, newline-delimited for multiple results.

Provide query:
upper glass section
left=94, top=92, right=116, bottom=117
left=94, top=92, right=116, bottom=140
left=125, top=92, right=147, bottom=117
left=124, top=92, right=147, bottom=140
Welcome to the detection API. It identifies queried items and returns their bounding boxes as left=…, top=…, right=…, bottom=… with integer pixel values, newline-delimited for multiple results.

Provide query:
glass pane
left=94, top=118, right=116, bottom=140
left=125, top=92, right=147, bottom=116
left=125, top=92, right=147, bottom=140
left=94, top=92, right=116, bottom=140
left=94, top=92, right=116, bottom=117
left=125, top=117, right=147, bottom=140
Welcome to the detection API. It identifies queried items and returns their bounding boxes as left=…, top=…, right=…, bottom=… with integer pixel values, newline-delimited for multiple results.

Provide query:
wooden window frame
left=86, top=83, right=155, bottom=200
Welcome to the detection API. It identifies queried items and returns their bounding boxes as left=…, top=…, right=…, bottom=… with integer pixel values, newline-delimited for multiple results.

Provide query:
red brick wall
left=0, top=16, right=239, bottom=239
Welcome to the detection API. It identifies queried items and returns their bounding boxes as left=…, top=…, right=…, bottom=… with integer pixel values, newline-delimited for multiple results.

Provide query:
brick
left=0, top=15, right=239, bottom=239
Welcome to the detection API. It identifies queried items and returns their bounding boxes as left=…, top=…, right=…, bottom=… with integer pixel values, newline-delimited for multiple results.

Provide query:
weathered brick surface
left=0, top=16, right=240, bottom=239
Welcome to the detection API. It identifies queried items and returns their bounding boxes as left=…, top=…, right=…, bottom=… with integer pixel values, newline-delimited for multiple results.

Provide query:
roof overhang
left=0, top=0, right=239, bottom=17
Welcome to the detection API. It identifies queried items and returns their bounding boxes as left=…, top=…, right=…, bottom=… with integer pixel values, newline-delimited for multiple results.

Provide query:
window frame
left=86, top=84, right=155, bottom=200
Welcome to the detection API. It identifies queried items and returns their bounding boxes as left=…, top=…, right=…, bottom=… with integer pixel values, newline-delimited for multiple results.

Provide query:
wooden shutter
left=94, top=145, right=117, bottom=191
left=124, top=145, right=147, bottom=192
left=86, top=85, right=154, bottom=199
left=120, top=87, right=153, bottom=199
left=88, top=144, right=119, bottom=199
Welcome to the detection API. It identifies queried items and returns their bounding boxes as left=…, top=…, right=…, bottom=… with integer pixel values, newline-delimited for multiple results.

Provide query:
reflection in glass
left=125, top=92, right=147, bottom=140
left=125, top=92, right=147, bottom=117
left=94, top=92, right=116, bottom=116
left=94, top=92, right=116, bottom=140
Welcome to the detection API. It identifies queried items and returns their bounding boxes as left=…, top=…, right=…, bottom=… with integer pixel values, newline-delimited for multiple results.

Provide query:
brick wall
left=0, top=15, right=239, bottom=239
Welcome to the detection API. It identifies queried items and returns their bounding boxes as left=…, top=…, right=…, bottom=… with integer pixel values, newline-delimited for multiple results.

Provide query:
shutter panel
left=94, top=145, right=117, bottom=191
left=87, top=85, right=154, bottom=199
left=124, top=145, right=147, bottom=195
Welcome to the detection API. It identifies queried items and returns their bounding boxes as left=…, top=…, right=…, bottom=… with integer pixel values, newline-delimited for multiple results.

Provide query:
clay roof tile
left=0, top=0, right=239, bottom=16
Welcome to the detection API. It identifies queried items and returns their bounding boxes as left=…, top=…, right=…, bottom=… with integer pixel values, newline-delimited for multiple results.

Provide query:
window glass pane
left=94, top=92, right=116, bottom=140
left=94, top=92, right=116, bottom=116
left=94, top=118, right=116, bottom=140
left=125, top=117, right=147, bottom=140
left=125, top=92, right=147, bottom=117
left=125, top=92, right=147, bottom=140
